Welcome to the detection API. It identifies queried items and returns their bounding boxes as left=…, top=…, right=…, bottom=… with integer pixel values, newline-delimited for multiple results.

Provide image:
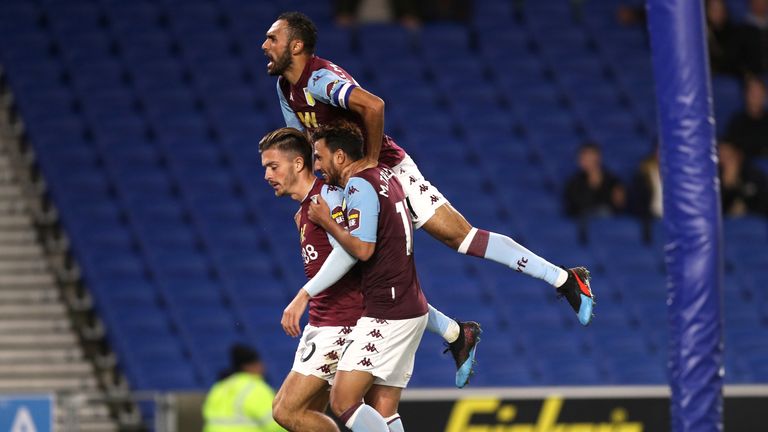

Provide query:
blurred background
left=0, top=0, right=766, bottom=430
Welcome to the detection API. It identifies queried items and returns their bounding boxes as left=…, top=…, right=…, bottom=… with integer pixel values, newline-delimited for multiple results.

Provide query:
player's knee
left=329, top=391, right=353, bottom=418
left=272, top=397, right=294, bottom=428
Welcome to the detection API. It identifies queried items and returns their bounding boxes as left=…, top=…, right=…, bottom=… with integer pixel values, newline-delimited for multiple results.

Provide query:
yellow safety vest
left=202, top=372, right=286, bottom=432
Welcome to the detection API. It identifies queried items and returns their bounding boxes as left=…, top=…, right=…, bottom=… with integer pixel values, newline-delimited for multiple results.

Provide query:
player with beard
left=295, top=122, right=427, bottom=432
left=262, top=12, right=595, bottom=331
left=260, top=127, right=480, bottom=432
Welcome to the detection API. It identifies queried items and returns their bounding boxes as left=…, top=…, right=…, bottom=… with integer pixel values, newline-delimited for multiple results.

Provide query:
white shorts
left=291, top=324, right=355, bottom=385
left=336, top=314, right=428, bottom=388
left=392, top=155, right=448, bottom=229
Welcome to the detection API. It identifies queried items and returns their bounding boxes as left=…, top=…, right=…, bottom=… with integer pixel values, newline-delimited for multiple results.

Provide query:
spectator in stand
left=734, top=0, right=768, bottom=75
left=334, top=0, right=469, bottom=28
left=725, top=76, right=768, bottom=158
left=335, top=0, right=421, bottom=28
left=563, top=142, right=626, bottom=219
left=706, top=0, right=739, bottom=76
left=718, top=141, right=768, bottom=216
left=628, top=148, right=662, bottom=243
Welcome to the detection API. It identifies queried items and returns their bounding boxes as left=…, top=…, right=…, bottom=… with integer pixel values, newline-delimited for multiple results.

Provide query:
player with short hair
left=300, top=122, right=428, bottom=431
left=260, top=127, right=479, bottom=432
left=262, top=11, right=595, bottom=327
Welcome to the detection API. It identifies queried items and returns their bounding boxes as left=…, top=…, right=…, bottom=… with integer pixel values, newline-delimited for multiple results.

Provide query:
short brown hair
left=259, top=127, right=312, bottom=171
left=311, top=121, right=364, bottom=161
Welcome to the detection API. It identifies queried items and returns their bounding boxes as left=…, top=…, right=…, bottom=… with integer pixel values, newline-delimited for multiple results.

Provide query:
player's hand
left=281, top=290, right=310, bottom=338
left=342, top=158, right=376, bottom=183
left=307, top=194, right=331, bottom=229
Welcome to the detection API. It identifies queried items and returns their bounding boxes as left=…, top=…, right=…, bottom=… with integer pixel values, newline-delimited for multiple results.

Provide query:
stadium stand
left=0, top=0, right=765, bottom=395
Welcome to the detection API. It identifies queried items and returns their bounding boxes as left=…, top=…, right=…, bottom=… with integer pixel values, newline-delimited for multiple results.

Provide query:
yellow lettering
left=445, top=397, right=644, bottom=432
left=297, top=112, right=318, bottom=128
left=446, top=398, right=499, bottom=432
left=537, top=396, right=563, bottom=430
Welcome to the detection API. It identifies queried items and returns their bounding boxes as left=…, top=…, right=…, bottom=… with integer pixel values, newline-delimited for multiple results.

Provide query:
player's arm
left=282, top=238, right=358, bottom=337
left=321, top=217, right=375, bottom=260
left=309, top=178, right=378, bottom=261
left=300, top=187, right=359, bottom=297
left=347, top=87, right=384, bottom=165
left=282, top=188, right=359, bottom=337
left=307, top=70, right=383, bottom=165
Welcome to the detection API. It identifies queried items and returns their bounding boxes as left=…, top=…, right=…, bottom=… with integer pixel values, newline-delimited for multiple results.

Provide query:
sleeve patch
left=347, top=209, right=361, bottom=232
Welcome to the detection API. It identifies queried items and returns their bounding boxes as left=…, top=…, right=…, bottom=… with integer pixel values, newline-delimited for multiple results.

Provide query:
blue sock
left=343, top=403, right=389, bottom=432
left=426, top=304, right=460, bottom=343
left=458, top=228, right=567, bottom=287
left=385, top=414, right=404, bottom=432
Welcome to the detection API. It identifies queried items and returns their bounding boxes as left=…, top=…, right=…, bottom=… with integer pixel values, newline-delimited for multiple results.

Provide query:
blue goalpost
left=646, top=0, right=724, bottom=430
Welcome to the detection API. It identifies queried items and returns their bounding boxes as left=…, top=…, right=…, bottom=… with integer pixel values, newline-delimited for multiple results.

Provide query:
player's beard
left=324, top=165, right=342, bottom=187
left=268, top=48, right=293, bottom=76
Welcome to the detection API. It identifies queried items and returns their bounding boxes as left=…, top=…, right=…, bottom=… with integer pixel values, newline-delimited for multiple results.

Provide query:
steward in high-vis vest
left=203, top=344, right=286, bottom=432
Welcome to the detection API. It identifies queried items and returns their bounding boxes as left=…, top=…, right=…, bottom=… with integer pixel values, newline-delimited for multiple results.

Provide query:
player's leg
left=364, top=385, right=403, bottom=432
left=423, top=203, right=594, bottom=325
left=392, top=156, right=594, bottom=325
left=273, top=372, right=338, bottom=432
left=426, top=304, right=481, bottom=388
left=331, top=370, right=388, bottom=431
left=423, top=203, right=567, bottom=285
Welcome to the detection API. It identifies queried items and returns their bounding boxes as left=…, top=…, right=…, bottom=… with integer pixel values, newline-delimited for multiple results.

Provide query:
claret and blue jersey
left=277, top=55, right=406, bottom=168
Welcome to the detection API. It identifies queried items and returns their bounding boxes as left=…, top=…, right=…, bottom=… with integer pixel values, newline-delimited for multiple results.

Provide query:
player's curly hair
left=277, top=11, right=317, bottom=54
left=258, top=127, right=313, bottom=171
left=311, top=121, right=364, bottom=162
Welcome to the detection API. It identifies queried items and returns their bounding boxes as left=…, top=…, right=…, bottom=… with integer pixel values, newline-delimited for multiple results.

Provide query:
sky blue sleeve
left=344, top=177, right=379, bottom=243
left=320, top=185, right=346, bottom=249
left=277, top=80, right=305, bottom=131
left=302, top=246, right=358, bottom=297
left=307, top=69, right=358, bottom=110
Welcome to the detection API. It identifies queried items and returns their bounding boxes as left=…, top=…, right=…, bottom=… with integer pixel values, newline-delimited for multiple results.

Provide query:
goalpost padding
left=646, top=0, right=724, bottom=430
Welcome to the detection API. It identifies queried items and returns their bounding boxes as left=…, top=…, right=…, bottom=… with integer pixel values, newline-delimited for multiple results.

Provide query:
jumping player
left=261, top=12, right=595, bottom=327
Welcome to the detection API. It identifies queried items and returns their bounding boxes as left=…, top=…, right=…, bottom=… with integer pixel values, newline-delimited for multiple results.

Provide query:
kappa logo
left=361, top=343, right=379, bottom=353
left=325, top=351, right=339, bottom=361
left=430, top=195, right=440, bottom=204
left=373, top=318, right=389, bottom=324
left=348, top=185, right=359, bottom=195
left=316, top=364, right=332, bottom=374
left=339, top=326, right=353, bottom=335
left=334, top=337, right=346, bottom=346
left=357, top=357, right=373, bottom=367
left=367, top=329, right=383, bottom=339
left=419, top=184, right=429, bottom=194
left=409, top=176, right=417, bottom=185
